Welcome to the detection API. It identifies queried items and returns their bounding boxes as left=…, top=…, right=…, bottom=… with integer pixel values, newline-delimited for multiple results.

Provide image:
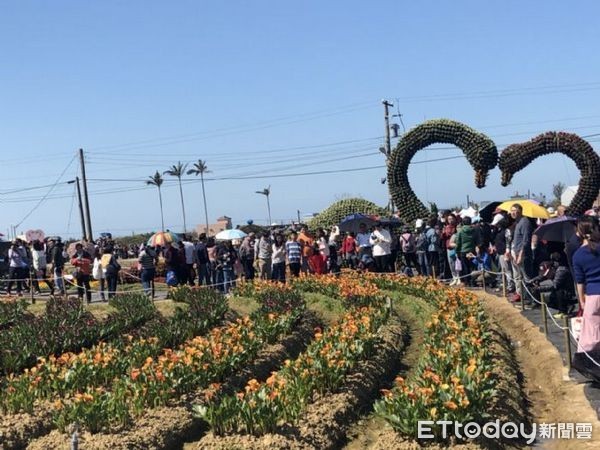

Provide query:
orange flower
left=245, top=378, right=260, bottom=393
left=444, top=400, right=458, bottom=410
left=130, top=368, right=141, bottom=381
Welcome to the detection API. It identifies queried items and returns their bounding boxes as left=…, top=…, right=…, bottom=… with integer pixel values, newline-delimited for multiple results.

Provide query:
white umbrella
left=215, top=229, right=248, bottom=240
left=459, top=206, right=477, bottom=218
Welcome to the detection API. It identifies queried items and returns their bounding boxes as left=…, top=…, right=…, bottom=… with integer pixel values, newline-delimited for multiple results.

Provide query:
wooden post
left=541, top=292, right=548, bottom=336
left=30, top=271, right=35, bottom=304
left=501, top=268, right=507, bottom=298
left=481, top=270, right=487, bottom=291
left=564, top=316, right=572, bottom=371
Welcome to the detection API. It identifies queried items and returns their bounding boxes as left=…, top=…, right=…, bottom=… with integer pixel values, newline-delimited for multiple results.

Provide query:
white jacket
left=369, top=229, right=392, bottom=256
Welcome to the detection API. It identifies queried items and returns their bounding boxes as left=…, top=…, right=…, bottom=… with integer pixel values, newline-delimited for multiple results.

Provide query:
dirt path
left=342, top=294, right=430, bottom=450
left=479, top=292, right=600, bottom=449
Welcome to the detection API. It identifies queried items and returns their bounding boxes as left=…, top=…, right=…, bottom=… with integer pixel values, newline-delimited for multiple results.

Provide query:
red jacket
left=308, top=254, right=326, bottom=274
left=341, top=236, right=356, bottom=254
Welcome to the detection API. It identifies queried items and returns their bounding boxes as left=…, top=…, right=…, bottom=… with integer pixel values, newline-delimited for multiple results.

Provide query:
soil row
left=192, top=316, right=406, bottom=449
left=23, top=310, right=321, bottom=450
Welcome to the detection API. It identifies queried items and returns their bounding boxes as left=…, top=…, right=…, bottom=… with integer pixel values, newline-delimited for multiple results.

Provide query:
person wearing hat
left=6, top=240, right=28, bottom=296
left=491, top=212, right=514, bottom=294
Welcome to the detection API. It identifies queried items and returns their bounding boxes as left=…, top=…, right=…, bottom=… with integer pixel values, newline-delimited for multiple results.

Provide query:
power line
left=13, top=154, right=77, bottom=228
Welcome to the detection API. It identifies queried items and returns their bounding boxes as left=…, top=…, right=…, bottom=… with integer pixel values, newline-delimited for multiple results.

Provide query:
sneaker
left=553, top=312, right=567, bottom=319
left=510, top=293, right=522, bottom=303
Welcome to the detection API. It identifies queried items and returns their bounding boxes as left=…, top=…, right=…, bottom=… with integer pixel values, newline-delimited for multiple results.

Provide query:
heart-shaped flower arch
left=387, top=119, right=498, bottom=224
left=499, top=131, right=600, bottom=217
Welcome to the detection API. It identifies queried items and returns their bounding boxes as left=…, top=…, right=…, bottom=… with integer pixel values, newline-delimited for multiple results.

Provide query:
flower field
left=0, top=274, right=531, bottom=449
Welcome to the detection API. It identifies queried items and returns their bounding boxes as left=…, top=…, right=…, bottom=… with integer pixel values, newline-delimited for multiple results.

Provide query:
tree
left=552, top=182, right=566, bottom=207
left=164, top=161, right=189, bottom=233
left=146, top=171, right=165, bottom=231
left=187, top=160, right=211, bottom=234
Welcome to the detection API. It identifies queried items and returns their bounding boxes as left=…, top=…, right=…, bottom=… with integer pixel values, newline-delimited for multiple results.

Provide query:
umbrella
left=458, top=206, right=477, bottom=219
left=338, top=213, right=377, bottom=234
left=66, top=241, right=95, bottom=258
left=497, top=199, right=550, bottom=219
left=147, top=231, right=180, bottom=247
left=215, top=229, right=247, bottom=240
left=534, top=216, right=577, bottom=243
left=478, top=201, right=502, bottom=223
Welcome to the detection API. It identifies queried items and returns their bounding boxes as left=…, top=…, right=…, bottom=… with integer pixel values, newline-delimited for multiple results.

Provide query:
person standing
left=239, top=233, right=256, bottom=280
left=341, top=232, right=358, bottom=269
left=31, top=240, right=54, bottom=295
left=510, top=204, right=533, bottom=305
left=195, top=233, right=211, bottom=285
left=370, top=222, right=392, bottom=273
left=399, top=226, right=418, bottom=273
left=138, top=244, right=156, bottom=296
left=207, top=237, right=218, bottom=287
left=254, top=233, right=273, bottom=280
left=101, top=248, right=121, bottom=299
left=491, top=213, right=515, bottom=295
left=455, top=216, right=481, bottom=286
left=50, top=239, right=66, bottom=296
left=176, top=241, right=188, bottom=286
left=271, top=234, right=286, bottom=282
left=217, top=240, right=237, bottom=294
left=7, top=240, right=27, bottom=296
left=182, top=236, right=196, bottom=286
left=316, top=229, right=330, bottom=271
left=441, top=214, right=458, bottom=281
left=425, top=218, right=441, bottom=278
left=163, top=241, right=179, bottom=287
left=415, top=220, right=430, bottom=276
left=286, top=232, right=302, bottom=277
left=92, top=248, right=106, bottom=301
left=71, top=243, right=93, bottom=303
left=571, top=219, right=600, bottom=382
left=297, top=226, right=314, bottom=274
left=356, top=223, right=372, bottom=258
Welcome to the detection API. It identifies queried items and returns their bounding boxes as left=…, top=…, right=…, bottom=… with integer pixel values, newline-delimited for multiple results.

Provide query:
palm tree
left=146, top=171, right=165, bottom=231
left=164, top=161, right=189, bottom=233
left=187, top=159, right=211, bottom=234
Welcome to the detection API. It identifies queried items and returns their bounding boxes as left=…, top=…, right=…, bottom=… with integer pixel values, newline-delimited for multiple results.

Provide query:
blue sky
left=1, top=1, right=600, bottom=238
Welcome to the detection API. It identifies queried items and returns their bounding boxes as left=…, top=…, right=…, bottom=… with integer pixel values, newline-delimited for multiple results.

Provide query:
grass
left=304, top=292, right=345, bottom=324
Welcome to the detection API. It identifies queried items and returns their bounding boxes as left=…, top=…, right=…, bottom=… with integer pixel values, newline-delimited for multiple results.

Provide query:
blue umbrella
left=339, top=213, right=377, bottom=233
left=215, top=229, right=248, bottom=240
left=534, top=216, right=577, bottom=243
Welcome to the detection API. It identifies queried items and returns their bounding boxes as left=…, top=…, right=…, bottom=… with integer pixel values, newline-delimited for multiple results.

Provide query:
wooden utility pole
left=74, top=177, right=86, bottom=240
left=79, top=149, right=93, bottom=241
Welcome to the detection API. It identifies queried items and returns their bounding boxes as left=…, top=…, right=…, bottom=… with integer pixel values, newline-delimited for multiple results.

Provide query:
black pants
left=458, top=253, right=473, bottom=285
left=242, top=258, right=255, bottom=280
left=76, top=274, right=92, bottom=303
left=32, top=268, right=55, bottom=294
left=374, top=255, right=388, bottom=273
left=271, top=262, right=286, bottom=282
left=106, top=274, right=118, bottom=299
left=427, top=251, right=440, bottom=278
left=288, top=262, right=301, bottom=277
left=7, top=267, right=25, bottom=294
left=403, top=252, right=419, bottom=272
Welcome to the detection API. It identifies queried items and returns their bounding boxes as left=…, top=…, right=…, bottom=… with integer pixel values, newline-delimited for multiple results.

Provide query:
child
left=308, top=243, right=326, bottom=274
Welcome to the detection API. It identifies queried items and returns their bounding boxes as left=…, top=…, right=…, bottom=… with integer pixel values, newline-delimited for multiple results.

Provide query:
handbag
left=166, top=270, right=178, bottom=287
left=92, top=259, right=103, bottom=280
left=570, top=309, right=584, bottom=341
left=454, top=258, right=462, bottom=272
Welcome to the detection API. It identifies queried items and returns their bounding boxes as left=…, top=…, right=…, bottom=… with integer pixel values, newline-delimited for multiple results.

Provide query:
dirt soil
left=477, top=292, right=600, bottom=449
left=192, top=317, right=405, bottom=449
left=24, top=311, right=320, bottom=450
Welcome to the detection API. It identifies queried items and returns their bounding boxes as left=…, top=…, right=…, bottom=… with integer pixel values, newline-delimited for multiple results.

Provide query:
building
left=196, top=216, right=232, bottom=236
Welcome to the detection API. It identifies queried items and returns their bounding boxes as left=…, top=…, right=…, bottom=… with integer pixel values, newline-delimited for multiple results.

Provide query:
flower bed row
left=0, top=297, right=31, bottom=329
left=196, top=300, right=390, bottom=436
left=372, top=276, right=497, bottom=442
left=0, top=283, right=304, bottom=435
left=0, top=286, right=227, bottom=377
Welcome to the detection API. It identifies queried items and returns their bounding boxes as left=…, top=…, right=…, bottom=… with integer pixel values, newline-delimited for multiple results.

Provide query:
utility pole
left=68, top=177, right=86, bottom=240
left=297, top=210, right=301, bottom=223
left=383, top=99, right=393, bottom=157
left=79, top=149, right=93, bottom=241
left=381, top=99, right=396, bottom=214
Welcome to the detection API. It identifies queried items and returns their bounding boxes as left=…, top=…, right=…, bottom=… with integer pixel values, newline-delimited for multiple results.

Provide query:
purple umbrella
left=534, top=216, right=577, bottom=243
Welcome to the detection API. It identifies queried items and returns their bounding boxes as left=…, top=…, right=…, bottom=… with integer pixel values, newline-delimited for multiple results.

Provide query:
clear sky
left=2, top=1, right=600, bottom=238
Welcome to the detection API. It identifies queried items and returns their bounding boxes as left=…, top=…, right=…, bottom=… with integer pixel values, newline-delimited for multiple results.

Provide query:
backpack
left=400, top=234, right=416, bottom=253
left=415, top=232, right=428, bottom=252
left=427, top=228, right=440, bottom=250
